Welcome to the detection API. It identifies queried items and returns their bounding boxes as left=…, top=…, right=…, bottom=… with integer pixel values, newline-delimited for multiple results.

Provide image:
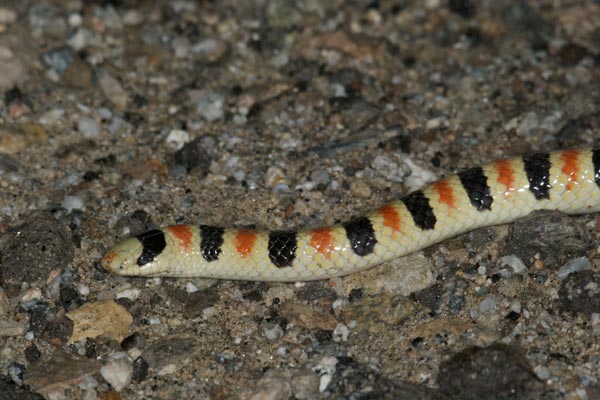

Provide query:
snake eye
left=137, top=251, right=154, bottom=266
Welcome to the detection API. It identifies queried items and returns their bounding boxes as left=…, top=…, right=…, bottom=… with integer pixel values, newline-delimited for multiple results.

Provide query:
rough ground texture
left=0, top=1, right=599, bottom=399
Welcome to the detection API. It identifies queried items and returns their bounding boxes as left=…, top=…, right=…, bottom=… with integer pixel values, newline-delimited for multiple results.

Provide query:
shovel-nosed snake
left=101, top=148, right=600, bottom=281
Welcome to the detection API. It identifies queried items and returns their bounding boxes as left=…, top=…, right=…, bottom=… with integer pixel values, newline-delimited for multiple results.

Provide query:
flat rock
left=66, top=300, right=133, bottom=344
left=24, top=351, right=101, bottom=395
left=0, top=211, right=73, bottom=296
left=437, top=343, right=554, bottom=400
left=344, top=252, right=434, bottom=297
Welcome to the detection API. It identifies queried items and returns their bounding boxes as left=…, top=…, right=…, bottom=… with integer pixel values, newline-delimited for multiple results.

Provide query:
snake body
left=102, top=148, right=600, bottom=281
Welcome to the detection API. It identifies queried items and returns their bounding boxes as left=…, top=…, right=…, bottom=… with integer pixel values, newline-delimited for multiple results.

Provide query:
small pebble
left=8, top=362, right=25, bottom=386
left=332, top=323, right=350, bottom=342
left=185, top=282, right=198, bottom=293
left=349, top=180, right=372, bottom=198
left=77, top=115, right=101, bottom=138
left=116, top=288, right=140, bottom=301
left=166, top=129, right=190, bottom=150
left=62, top=196, right=84, bottom=212
left=100, top=357, right=133, bottom=392
left=263, top=323, right=284, bottom=341
left=371, top=155, right=406, bottom=183
left=313, top=356, right=338, bottom=392
left=497, top=255, right=528, bottom=277
left=479, top=295, right=498, bottom=314
left=0, top=7, right=17, bottom=24
left=195, top=92, right=224, bottom=121
left=557, top=257, right=591, bottom=280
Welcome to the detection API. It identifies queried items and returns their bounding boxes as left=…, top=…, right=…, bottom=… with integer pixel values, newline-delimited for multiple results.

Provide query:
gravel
left=0, top=1, right=599, bottom=399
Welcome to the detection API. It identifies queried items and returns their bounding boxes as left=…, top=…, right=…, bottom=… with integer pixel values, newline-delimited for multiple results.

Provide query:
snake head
left=101, top=236, right=146, bottom=276
left=102, top=229, right=171, bottom=276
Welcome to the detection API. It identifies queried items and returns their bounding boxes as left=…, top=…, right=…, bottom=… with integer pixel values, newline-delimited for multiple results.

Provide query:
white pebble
left=196, top=93, right=224, bottom=121
left=497, top=255, right=528, bottom=276
left=20, top=287, right=42, bottom=303
left=313, top=356, right=338, bottom=392
left=68, top=13, right=82, bottom=27
left=38, top=108, right=65, bottom=126
left=116, top=288, right=140, bottom=301
left=158, top=363, right=177, bottom=376
left=77, top=115, right=101, bottom=138
left=185, top=282, right=199, bottom=293
left=332, top=323, right=350, bottom=342
left=100, top=358, right=132, bottom=392
left=534, top=365, right=551, bottom=381
left=77, top=283, right=90, bottom=297
left=557, top=257, right=591, bottom=280
left=62, top=196, right=84, bottom=212
left=166, top=129, right=190, bottom=150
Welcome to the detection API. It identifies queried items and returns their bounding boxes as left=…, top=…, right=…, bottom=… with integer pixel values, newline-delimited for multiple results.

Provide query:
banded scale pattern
left=102, top=148, right=600, bottom=281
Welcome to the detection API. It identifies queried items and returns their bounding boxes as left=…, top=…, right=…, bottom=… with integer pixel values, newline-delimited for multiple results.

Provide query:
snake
left=101, top=148, right=600, bottom=281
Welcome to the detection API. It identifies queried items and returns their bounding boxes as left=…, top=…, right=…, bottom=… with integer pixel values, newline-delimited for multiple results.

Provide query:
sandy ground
left=0, top=1, right=599, bottom=399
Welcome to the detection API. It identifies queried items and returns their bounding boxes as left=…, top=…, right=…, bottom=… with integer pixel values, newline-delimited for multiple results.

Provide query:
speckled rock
left=166, top=286, right=220, bottom=318
left=173, top=135, right=220, bottom=174
left=0, top=378, right=44, bottom=400
left=504, top=210, right=590, bottom=268
left=557, top=270, right=600, bottom=317
left=24, top=351, right=101, bottom=396
left=243, top=370, right=292, bottom=400
left=437, top=344, right=554, bottom=400
left=0, top=211, right=74, bottom=296
left=344, top=252, right=434, bottom=297
left=142, top=336, right=200, bottom=372
left=326, top=357, right=447, bottom=399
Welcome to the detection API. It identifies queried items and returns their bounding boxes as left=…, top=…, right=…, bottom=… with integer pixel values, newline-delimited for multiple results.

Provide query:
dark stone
left=413, top=283, right=444, bottom=315
left=437, top=344, right=553, bottom=400
left=0, top=153, right=22, bottom=174
left=504, top=210, right=590, bottom=268
left=132, top=357, right=149, bottom=383
left=24, top=344, right=41, bottom=363
left=42, top=316, right=73, bottom=346
left=0, top=377, right=44, bottom=400
left=142, top=336, right=200, bottom=369
left=501, top=2, right=552, bottom=51
left=297, top=282, right=336, bottom=301
left=166, top=287, right=220, bottom=319
left=314, top=329, right=333, bottom=344
left=59, top=285, right=82, bottom=311
left=555, top=113, right=600, bottom=147
left=448, top=0, right=476, bottom=18
left=0, top=212, right=74, bottom=296
left=348, top=288, right=363, bottom=303
left=121, top=332, right=146, bottom=351
left=327, top=357, right=448, bottom=399
left=240, top=281, right=269, bottom=302
left=557, top=270, right=600, bottom=317
left=557, top=43, right=591, bottom=66
left=173, top=135, right=219, bottom=174
left=26, top=302, right=53, bottom=336
left=85, top=338, right=97, bottom=358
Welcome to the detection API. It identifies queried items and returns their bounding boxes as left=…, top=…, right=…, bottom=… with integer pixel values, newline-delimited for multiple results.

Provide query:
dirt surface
left=0, top=1, right=599, bottom=399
